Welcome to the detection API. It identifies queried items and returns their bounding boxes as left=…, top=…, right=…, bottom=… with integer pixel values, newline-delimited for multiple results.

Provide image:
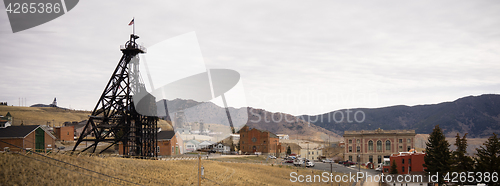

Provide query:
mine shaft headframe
left=121, top=34, right=146, bottom=54
left=72, top=33, right=157, bottom=158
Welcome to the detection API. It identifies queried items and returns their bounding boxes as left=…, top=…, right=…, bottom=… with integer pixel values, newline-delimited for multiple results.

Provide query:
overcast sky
left=1, top=0, right=500, bottom=115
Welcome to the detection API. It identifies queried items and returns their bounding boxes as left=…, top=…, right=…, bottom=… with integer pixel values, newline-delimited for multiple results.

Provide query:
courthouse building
left=343, top=128, right=416, bottom=164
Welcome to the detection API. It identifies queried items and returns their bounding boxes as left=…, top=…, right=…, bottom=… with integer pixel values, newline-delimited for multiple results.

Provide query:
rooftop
left=344, top=128, right=415, bottom=136
left=0, top=125, right=39, bottom=138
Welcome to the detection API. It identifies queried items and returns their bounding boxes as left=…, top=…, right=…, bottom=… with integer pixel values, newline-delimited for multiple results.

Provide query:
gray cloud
left=1, top=0, right=499, bottom=115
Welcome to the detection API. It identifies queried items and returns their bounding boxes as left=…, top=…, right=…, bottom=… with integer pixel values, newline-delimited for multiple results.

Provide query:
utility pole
left=198, top=152, right=201, bottom=186
left=330, top=162, right=333, bottom=186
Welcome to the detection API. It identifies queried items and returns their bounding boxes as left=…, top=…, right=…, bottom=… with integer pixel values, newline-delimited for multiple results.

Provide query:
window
left=156, top=146, right=160, bottom=153
left=356, top=146, right=360, bottom=152
left=312, top=152, right=314, bottom=155
left=349, top=139, right=352, bottom=144
left=349, top=156, right=352, bottom=161
left=378, top=155, right=382, bottom=164
left=369, top=155, right=373, bottom=163
left=349, top=146, right=352, bottom=152
left=399, top=146, right=403, bottom=151
left=242, top=134, right=244, bottom=137
left=386, top=140, right=391, bottom=150
left=368, top=140, right=373, bottom=151
left=407, top=146, right=411, bottom=151
left=242, top=141, right=244, bottom=144
left=263, top=140, right=266, bottom=143
left=409, top=166, right=411, bottom=172
left=407, top=138, right=411, bottom=143
left=356, top=139, right=360, bottom=144
left=251, top=137, right=257, bottom=142
left=172, top=146, right=174, bottom=153
left=308, top=152, right=310, bottom=155
left=402, top=159, right=405, bottom=164
left=399, top=139, right=403, bottom=143
left=377, top=141, right=382, bottom=151
left=409, top=159, right=411, bottom=164
left=402, top=166, right=405, bottom=172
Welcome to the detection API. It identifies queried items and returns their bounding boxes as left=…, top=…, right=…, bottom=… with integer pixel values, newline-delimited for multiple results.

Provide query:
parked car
left=322, top=159, right=333, bottom=163
left=293, top=158, right=304, bottom=166
left=268, top=155, right=276, bottom=159
left=306, top=160, right=315, bottom=167
left=285, top=159, right=294, bottom=163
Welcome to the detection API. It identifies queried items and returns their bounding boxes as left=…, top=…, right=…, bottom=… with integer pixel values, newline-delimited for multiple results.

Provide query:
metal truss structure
left=72, top=34, right=158, bottom=157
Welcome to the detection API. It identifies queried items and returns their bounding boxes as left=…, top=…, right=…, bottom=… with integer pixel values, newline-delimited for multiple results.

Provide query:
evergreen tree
left=451, top=133, right=474, bottom=173
left=475, top=133, right=500, bottom=186
left=286, top=146, right=291, bottom=155
left=390, top=160, right=398, bottom=174
left=424, top=125, right=451, bottom=184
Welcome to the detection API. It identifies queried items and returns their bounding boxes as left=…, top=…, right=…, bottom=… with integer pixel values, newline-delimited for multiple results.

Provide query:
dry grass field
left=0, top=105, right=174, bottom=130
left=0, top=152, right=352, bottom=186
left=0, top=106, right=90, bottom=126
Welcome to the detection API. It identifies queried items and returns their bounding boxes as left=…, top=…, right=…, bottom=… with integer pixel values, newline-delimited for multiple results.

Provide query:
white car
left=306, top=160, right=315, bottom=167
left=322, top=159, right=333, bottom=163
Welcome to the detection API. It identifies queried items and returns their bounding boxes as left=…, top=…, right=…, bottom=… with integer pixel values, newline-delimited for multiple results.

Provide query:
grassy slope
left=0, top=106, right=90, bottom=126
left=0, top=105, right=173, bottom=130
left=0, top=152, right=351, bottom=186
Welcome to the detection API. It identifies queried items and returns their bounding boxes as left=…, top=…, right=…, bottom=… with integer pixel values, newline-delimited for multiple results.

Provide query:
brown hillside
left=0, top=106, right=89, bottom=126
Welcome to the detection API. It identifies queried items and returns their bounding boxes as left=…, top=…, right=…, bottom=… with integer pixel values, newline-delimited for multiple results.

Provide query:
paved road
left=283, top=161, right=379, bottom=176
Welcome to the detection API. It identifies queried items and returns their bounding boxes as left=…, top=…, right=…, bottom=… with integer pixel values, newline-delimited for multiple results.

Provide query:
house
left=343, top=128, right=416, bottom=164
left=213, top=143, right=230, bottom=154
left=54, top=126, right=74, bottom=141
left=0, top=112, right=13, bottom=128
left=239, top=126, right=286, bottom=156
left=199, top=141, right=216, bottom=150
left=184, top=140, right=200, bottom=152
left=383, top=150, right=426, bottom=174
left=0, top=125, right=56, bottom=153
left=156, top=130, right=183, bottom=156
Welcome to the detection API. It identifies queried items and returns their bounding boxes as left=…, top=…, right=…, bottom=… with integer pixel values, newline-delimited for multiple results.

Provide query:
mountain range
left=301, top=94, right=500, bottom=138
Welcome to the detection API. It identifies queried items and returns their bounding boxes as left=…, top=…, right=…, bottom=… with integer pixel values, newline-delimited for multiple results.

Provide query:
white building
left=299, top=148, right=323, bottom=161
left=276, top=134, right=289, bottom=140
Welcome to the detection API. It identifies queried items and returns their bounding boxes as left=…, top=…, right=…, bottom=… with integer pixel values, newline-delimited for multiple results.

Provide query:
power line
left=13, top=152, right=122, bottom=185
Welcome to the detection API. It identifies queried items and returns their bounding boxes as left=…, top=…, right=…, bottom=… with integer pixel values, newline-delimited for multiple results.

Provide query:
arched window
left=368, top=140, right=373, bottom=151
left=377, top=140, right=382, bottom=151
left=386, top=140, right=391, bottom=150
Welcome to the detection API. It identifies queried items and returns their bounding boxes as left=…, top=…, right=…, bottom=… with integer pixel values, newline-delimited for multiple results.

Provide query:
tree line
left=423, top=125, right=499, bottom=185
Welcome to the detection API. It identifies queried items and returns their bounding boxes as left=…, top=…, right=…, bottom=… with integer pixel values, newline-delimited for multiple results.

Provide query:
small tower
left=51, top=98, right=57, bottom=107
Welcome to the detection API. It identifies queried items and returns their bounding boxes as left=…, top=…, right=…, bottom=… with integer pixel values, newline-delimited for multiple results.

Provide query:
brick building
left=383, top=151, right=426, bottom=174
left=239, top=126, right=285, bottom=156
left=157, top=130, right=183, bottom=156
left=54, top=126, right=74, bottom=141
left=343, top=128, right=416, bottom=164
left=118, top=130, right=183, bottom=157
left=0, top=125, right=56, bottom=153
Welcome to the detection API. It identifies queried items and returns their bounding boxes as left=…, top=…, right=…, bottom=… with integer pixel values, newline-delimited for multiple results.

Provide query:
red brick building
left=0, top=125, right=56, bottom=153
left=239, top=126, right=285, bottom=156
left=54, top=126, right=74, bottom=141
left=383, top=151, right=426, bottom=174
left=118, top=130, right=183, bottom=157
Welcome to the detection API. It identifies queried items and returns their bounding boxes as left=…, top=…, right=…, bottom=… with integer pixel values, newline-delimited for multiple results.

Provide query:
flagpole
left=133, top=17, right=135, bottom=35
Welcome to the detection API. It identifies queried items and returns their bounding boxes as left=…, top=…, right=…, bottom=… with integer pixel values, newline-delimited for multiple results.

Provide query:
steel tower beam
left=72, top=34, right=158, bottom=158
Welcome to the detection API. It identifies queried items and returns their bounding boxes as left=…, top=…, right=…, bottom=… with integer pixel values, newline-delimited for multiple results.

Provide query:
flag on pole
left=128, top=19, right=134, bottom=26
